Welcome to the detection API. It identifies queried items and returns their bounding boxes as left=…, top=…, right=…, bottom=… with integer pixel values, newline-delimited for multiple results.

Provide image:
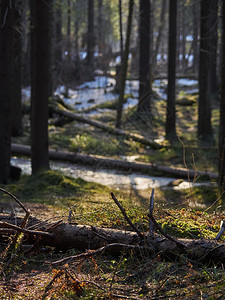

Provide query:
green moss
left=1, top=170, right=109, bottom=206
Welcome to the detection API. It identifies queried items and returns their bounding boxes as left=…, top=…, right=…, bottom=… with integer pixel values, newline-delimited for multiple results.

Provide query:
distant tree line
left=0, top=0, right=225, bottom=191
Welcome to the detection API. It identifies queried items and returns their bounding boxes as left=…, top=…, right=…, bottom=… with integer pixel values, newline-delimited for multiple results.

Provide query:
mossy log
left=11, top=143, right=218, bottom=180
left=0, top=215, right=225, bottom=265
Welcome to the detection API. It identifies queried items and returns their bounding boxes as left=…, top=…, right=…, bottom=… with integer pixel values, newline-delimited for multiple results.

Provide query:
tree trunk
left=198, top=0, right=213, bottom=144
left=21, top=0, right=30, bottom=87
left=116, top=0, right=134, bottom=129
left=0, top=1, right=15, bottom=183
left=119, top=0, right=123, bottom=61
left=219, top=0, right=225, bottom=190
left=97, top=0, right=103, bottom=54
left=30, top=0, right=51, bottom=174
left=192, top=0, right=199, bottom=75
left=55, top=0, right=62, bottom=67
left=86, top=0, right=95, bottom=77
left=209, top=0, right=218, bottom=102
left=11, top=143, right=218, bottom=180
left=137, top=0, right=151, bottom=116
left=153, top=0, right=167, bottom=73
left=11, top=0, right=23, bottom=137
left=166, top=0, right=177, bottom=141
left=181, top=0, right=187, bottom=72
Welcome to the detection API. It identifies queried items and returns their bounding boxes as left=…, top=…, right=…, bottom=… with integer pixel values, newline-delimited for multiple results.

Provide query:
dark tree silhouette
left=12, top=0, right=23, bottom=137
left=209, top=0, right=218, bottom=101
left=219, top=0, right=225, bottom=190
left=30, top=0, right=52, bottom=174
left=198, top=0, right=213, bottom=143
left=166, top=0, right=177, bottom=141
left=0, top=1, right=15, bottom=183
left=137, top=0, right=151, bottom=116
left=86, top=0, right=95, bottom=77
left=116, top=0, right=134, bottom=129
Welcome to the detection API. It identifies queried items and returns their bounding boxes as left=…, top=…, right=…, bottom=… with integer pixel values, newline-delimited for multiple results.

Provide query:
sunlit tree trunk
left=166, top=0, right=177, bottom=141
left=0, top=1, right=15, bottom=183
left=30, top=0, right=51, bottom=174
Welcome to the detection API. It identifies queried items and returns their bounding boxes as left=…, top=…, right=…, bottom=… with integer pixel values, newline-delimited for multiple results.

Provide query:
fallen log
left=1, top=215, right=225, bottom=265
left=50, top=104, right=162, bottom=150
left=11, top=143, right=218, bottom=180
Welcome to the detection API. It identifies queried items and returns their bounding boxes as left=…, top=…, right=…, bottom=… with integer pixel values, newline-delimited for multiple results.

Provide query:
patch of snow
left=123, top=98, right=138, bottom=109
left=79, top=76, right=115, bottom=89
left=177, top=79, right=198, bottom=86
left=22, top=87, right=31, bottom=103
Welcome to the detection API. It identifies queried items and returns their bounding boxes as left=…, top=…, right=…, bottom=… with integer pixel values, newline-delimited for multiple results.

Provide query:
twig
left=149, top=189, right=154, bottom=237
left=42, top=269, right=64, bottom=300
left=11, top=210, right=30, bottom=248
left=49, top=243, right=153, bottom=266
left=148, top=214, right=187, bottom=249
left=0, top=188, right=28, bottom=213
left=111, top=192, right=144, bottom=240
left=214, top=220, right=225, bottom=241
left=204, top=192, right=225, bottom=212
left=0, top=221, right=54, bottom=239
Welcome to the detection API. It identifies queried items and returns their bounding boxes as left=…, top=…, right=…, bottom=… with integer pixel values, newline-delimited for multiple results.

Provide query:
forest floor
left=1, top=77, right=225, bottom=299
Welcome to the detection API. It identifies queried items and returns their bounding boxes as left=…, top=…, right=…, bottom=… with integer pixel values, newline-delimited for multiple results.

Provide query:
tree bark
left=192, top=0, right=199, bottom=75
left=0, top=1, right=15, bottom=183
left=1, top=216, right=225, bottom=265
left=166, top=0, right=177, bottom=141
left=116, top=0, right=134, bottom=129
left=153, top=0, right=167, bottom=73
left=11, top=0, right=23, bottom=137
left=219, top=0, right=225, bottom=190
left=30, top=0, right=51, bottom=174
left=11, top=143, right=218, bottom=180
left=209, top=0, right=218, bottom=101
left=119, top=0, right=123, bottom=61
left=137, top=0, right=151, bottom=116
left=86, top=0, right=95, bottom=77
left=198, top=0, right=214, bottom=144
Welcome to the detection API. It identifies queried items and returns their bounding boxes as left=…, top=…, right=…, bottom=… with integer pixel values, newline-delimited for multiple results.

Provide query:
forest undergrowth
left=3, top=86, right=225, bottom=298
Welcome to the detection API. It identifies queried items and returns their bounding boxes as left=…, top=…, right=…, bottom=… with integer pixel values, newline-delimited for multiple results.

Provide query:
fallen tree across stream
left=11, top=143, right=218, bottom=180
left=50, top=104, right=162, bottom=150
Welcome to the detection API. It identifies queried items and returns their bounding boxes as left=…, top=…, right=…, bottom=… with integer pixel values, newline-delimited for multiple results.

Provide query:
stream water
left=11, top=157, right=211, bottom=191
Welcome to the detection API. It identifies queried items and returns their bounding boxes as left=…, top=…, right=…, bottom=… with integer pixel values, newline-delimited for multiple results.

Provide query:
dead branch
left=50, top=243, right=154, bottom=266
left=0, top=188, right=28, bottom=213
left=50, top=104, right=162, bottom=150
left=111, top=192, right=144, bottom=239
left=0, top=221, right=54, bottom=239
